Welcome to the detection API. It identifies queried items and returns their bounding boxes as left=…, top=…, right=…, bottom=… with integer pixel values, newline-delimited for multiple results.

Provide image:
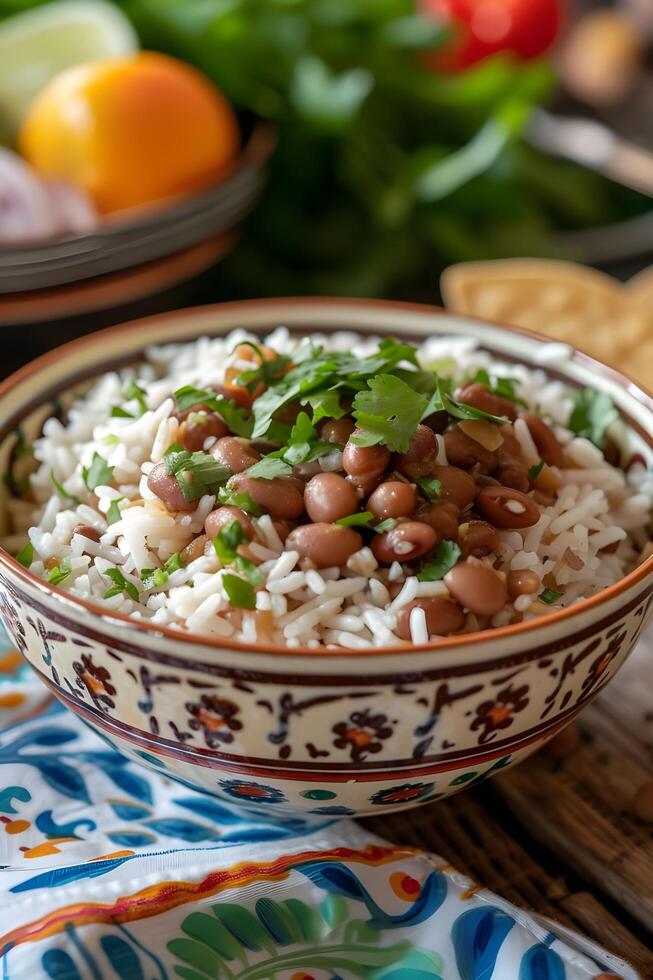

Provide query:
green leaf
left=435, top=378, right=506, bottom=425
left=245, top=457, right=293, bottom=480
left=50, top=469, right=81, bottom=505
left=255, top=898, right=304, bottom=945
left=141, top=567, right=168, bottom=590
left=106, top=498, right=124, bottom=525
left=212, top=904, right=276, bottom=953
left=291, top=56, right=373, bottom=131
left=122, top=379, right=148, bottom=415
left=181, top=910, right=245, bottom=963
left=335, top=511, right=375, bottom=528
left=352, top=374, right=428, bottom=452
left=528, top=459, right=545, bottom=480
left=15, top=541, right=33, bottom=568
left=110, top=406, right=134, bottom=419
left=82, top=453, right=114, bottom=492
left=165, top=450, right=231, bottom=501
left=539, top=588, right=563, bottom=604
left=103, top=567, right=139, bottom=601
left=166, top=938, right=226, bottom=977
left=568, top=388, right=618, bottom=450
left=471, top=369, right=526, bottom=407
left=214, top=520, right=246, bottom=564
left=415, top=477, right=441, bottom=502
left=302, top=388, right=344, bottom=424
left=218, top=486, right=264, bottom=516
left=47, top=559, right=72, bottom=586
left=174, top=385, right=253, bottom=438
left=417, top=540, right=461, bottom=581
left=164, top=552, right=184, bottom=574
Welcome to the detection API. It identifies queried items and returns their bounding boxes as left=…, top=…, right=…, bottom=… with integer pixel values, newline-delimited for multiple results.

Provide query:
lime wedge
left=0, top=0, right=138, bottom=143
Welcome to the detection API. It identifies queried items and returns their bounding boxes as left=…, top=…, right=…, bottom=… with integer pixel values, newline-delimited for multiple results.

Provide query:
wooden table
left=366, top=632, right=653, bottom=977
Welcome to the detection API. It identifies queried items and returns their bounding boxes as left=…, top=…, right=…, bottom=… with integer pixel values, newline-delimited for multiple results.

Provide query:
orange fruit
left=19, top=51, right=240, bottom=213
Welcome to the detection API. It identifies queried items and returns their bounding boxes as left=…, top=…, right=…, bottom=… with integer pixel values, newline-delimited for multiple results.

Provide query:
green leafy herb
left=164, top=449, right=231, bottom=501
left=50, top=469, right=81, bottom=505
left=15, top=542, right=33, bottom=568
left=221, top=573, right=256, bottom=609
left=245, top=457, right=293, bottom=480
left=374, top=517, right=398, bottom=533
left=539, top=588, right=564, bottom=604
left=106, top=497, right=124, bottom=525
left=471, top=368, right=526, bottom=407
left=82, top=453, right=114, bottom=491
left=235, top=342, right=291, bottom=393
left=334, top=511, right=398, bottom=533
left=432, top=378, right=506, bottom=425
left=528, top=459, right=545, bottom=480
left=302, top=388, right=344, bottom=425
left=164, top=552, right=184, bottom=574
left=141, top=567, right=169, bottom=590
left=568, top=388, right=618, bottom=450
left=110, top=406, right=134, bottom=419
left=103, top=567, right=139, bottom=601
left=415, top=477, right=441, bottom=502
left=122, top=379, right=148, bottom=415
left=174, top=385, right=253, bottom=438
left=352, top=374, right=428, bottom=453
left=47, top=558, right=72, bottom=586
left=417, top=541, right=461, bottom=582
left=213, top=519, right=247, bottom=564
left=217, top=486, right=264, bottom=515
left=103, top=434, right=120, bottom=447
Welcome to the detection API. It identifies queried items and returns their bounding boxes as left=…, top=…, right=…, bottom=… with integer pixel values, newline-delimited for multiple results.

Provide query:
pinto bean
left=507, top=569, right=541, bottom=597
left=371, top=521, right=437, bottom=564
left=522, top=412, right=564, bottom=468
left=228, top=474, right=305, bottom=519
left=444, top=426, right=497, bottom=472
left=431, top=465, right=477, bottom=509
left=458, top=521, right=499, bottom=558
left=476, top=486, right=540, bottom=529
left=320, top=417, right=355, bottom=444
left=182, top=411, right=230, bottom=452
left=457, top=382, right=517, bottom=421
left=286, top=523, right=362, bottom=568
left=72, top=524, right=101, bottom=542
left=272, top=519, right=295, bottom=543
left=342, top=430, right=391, bottom=487
left=147, top=461, right=194, bottom=512
left=368, top=481, right=416, bottom=520
left=304, top=473, right=359, bottom=523
left=395, top=597, right=464, bottom=640
left=416, top=501, right=459, bottom=540
left=493, top=428, right=530, bottom=492
left=444, top=561, right=507, bottom=616
left=205, top=506, right=255, bottom=541
left=394, top=425, right=438, bottom=479
left=181, top=534, right=209, bottom=564
left=212, top=436, right=260, bottom=474
left=421, top=410, right=449, bottom=434
left=210, top=383, right=252, bottom=412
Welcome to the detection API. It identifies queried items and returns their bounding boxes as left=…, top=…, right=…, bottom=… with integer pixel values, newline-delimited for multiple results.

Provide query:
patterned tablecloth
left=0, top=625, right=639, bottom=980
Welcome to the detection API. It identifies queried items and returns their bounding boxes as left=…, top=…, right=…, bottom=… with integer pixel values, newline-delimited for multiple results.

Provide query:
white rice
left=5, top=329, right=653, bottom=650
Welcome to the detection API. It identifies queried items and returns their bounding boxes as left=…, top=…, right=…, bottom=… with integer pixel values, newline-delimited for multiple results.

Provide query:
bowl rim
left=1, top=295, right=652, bottom=660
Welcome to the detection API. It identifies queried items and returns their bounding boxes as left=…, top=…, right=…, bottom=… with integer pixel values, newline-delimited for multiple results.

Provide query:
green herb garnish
left=164, top=449, right=231, bottom=501
left=568, top=388, right=618, bottom=450
left=141, top=567, right=169, bottom=590
left=235, top=342, right=291, bottom=393
left=334, top=511, right=398, bottom=533
left=415, top=477, right=441, bottom=502
left=82, top=453, right=114, bottom=492
left=15, top=542, right=33, bottom=568
left=50, top=469, right=81, bottom=505
left=213, top=520, right=261, bottom=607
left=217, top=486, right=264, bottom=515
left=470, top=368, right=527, bottom=407
left=539, top=588, right=564, bottom=604
left=352, top=374, right=428, bottom=453
left=122, top=379, right=148, bottom=415
left=417, top=541, right=461, bottom=582
left=429, top=378, right=506, bottom=426
left=110, top=406, right=134, bottom=419
left=47, top=559, right=72, bottom=586
left=164, top=552, right=184, bottom=574
left=174, top=385, right=253, bottom=438
left=103, top=567, right=139, bottom=601
left=106, top=498, right=124, bottom=525
left=221, top=573, right=256, bottom=609
left=245, top=457, right=294, bottom=480
left=528, top=459, right=545, bottom=480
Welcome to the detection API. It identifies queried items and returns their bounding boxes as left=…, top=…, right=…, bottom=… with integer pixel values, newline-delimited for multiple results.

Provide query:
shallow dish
left=0, top=298, right=651, bottom=818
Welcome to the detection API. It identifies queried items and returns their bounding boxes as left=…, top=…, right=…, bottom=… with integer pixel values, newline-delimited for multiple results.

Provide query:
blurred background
left=1, top=0, right=653, bottom=367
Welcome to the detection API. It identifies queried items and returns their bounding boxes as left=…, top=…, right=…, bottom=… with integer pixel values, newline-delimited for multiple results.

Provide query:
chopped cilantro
left=432, top=378, right=506, bottom=425
left=245, top=457, right=293, bottom=480
left=174, top=385, right=253, bottom=438
left=374, top=517, right=398, bottom=533
left=235, top=342, right=291, bottom=393
left=352, top=374, right=428, bottom=453
left=470, top=369, right=526, bottom=407
left=417, top=541, right=461, bottom=581
left=47, top=559, right=72, bottom=586
left=103, top=567, right=139, bottom=601
left=110, top=406, right=134, bottom=419
left=568, top=388, right=618, bottom=450
left=15, top=541, right=33, bottom=567
left=122, top=379, right=148, bottom=415
left=106, top=497, right=124, bottom=525
left=164, top=449, right=231, bottom=501
left=528, top=459, right=545, bottom=480
left=217, top=486, right=264, bottom=515
left=82, top=453, right=114, bottom=491
left=302, top=388, right=344, bottom=424
left=335, top=511, right=375, bottom=528
left=164, top=552, right=184, bottom=574
left=415, top=477, right=441, bottom=502
left=539, top=588, right=564, bottom=604
left=213, top=519, right=246, bottom=563
left=103, top=434, right=120, bottom=446
left=50, top=469, right=81, bottom=505
left=141, top=567, right=168, bottom=590
left=222, top=572, right=256, bottom=609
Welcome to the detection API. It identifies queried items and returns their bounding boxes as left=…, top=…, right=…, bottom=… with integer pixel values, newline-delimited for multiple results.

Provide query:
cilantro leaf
left=352, top=374, right=428, bottom=453
left=539, top=588, right=564, bottom=604
left=15, top=541, right=33, bottom=567
left=106, top=497, right=124, bottom=525
left=164, top=552, right=184, bottom=574
left=218, top=486, right=264, bottom=515
left=213, top=520, right=247, bottom=564
left=415, top=477, right=441, bottom=502
left=47, top=559, right=72, bottom=586
left=110, top=406, right=134, bottom=419
left=50, top=469, right=81, bottom=505
left=335, top=511, right=375, bottom=528
left=235, top=342, right=291, bottom=393
left=470, top=369, right=526, bottom=407
left=528, top=459, right=545, bottom=480
left=302, top=388, right=344, bottom=424
left=82, top=453, right=114, bottom=491
left=141, top=567, right=168, bottom=590
left=174, top=386, right=253, bottom=438
left=164, top=449, right=231, bottom=501
left=417, top=540, right=461, bottom=581
left=103, top=567, right=139, bottom=601
left=122, top=379, right=148, bottom=415
left=222, top=572, right=256, bottom=609
left=568, top=388, right=618, bottom=450
left=435, top=379, right=507, bottom=425
left=245, top=457, right=293, bottom=479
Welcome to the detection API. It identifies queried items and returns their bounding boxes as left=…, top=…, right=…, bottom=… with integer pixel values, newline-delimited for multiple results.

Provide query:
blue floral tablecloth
left=0, top=625, right=639, bottom=980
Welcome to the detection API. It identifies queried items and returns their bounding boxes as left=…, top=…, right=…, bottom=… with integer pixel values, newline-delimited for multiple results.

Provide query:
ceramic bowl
left=0, top=299, right=652, bottom=818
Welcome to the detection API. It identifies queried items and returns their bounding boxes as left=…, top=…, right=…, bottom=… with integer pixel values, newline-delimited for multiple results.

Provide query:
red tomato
left=421, top=0, right=561, bottom=71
